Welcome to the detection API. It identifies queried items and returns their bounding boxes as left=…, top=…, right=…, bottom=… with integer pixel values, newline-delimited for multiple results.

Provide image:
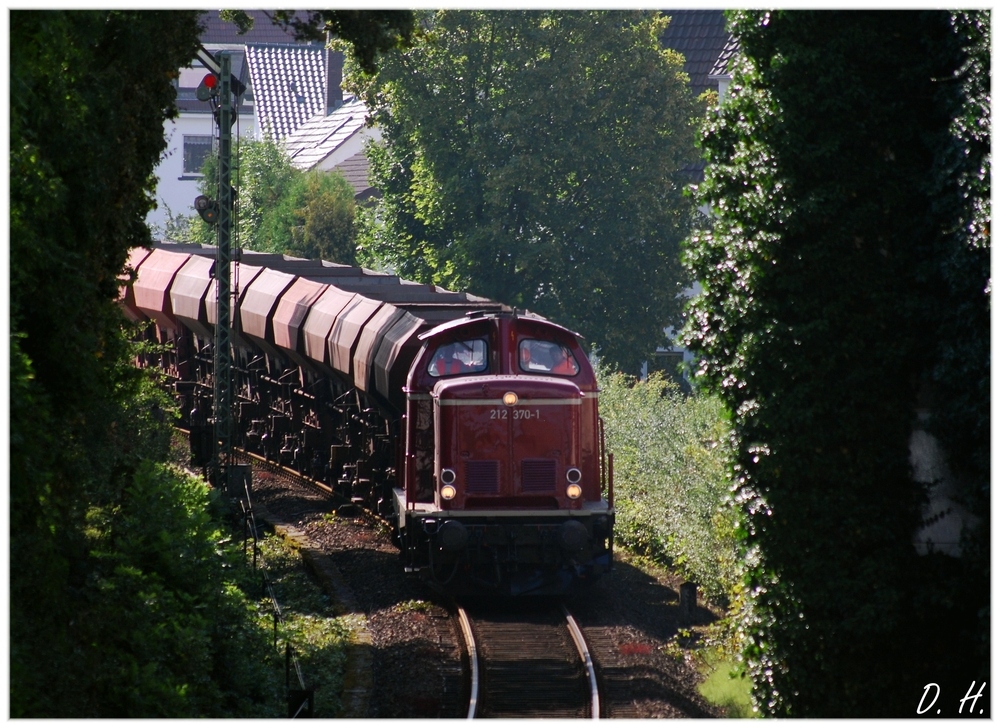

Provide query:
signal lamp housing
left=194, top=195, right=219, bottom=224
left=196, top=72, right=219, bottom=101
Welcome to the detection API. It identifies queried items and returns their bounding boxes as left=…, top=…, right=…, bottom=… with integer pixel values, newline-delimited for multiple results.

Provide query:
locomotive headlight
left=439, top=468, right=458, bottom=500
left=503, top=391, right=518, bottom=406
left=566, top=467, right=582, bottom=484
left=566, top=483, right=582, bottom=500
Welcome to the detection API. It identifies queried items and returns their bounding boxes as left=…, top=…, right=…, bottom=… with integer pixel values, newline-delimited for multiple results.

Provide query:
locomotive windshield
left=428, top=339, right=489, bottom=377
left=518, top=339, right=579, bottom=376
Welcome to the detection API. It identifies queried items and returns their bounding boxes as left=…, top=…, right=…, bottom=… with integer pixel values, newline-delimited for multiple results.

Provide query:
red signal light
left=196, top=72, right=220, bottom=101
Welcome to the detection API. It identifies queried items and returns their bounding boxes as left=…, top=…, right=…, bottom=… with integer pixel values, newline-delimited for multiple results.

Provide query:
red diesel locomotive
left=121, top=242, right=614, bottom=596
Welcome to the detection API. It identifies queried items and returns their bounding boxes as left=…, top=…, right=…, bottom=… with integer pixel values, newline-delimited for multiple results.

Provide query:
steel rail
left=456, top=606, right=480, bottom=719
left=562, top=604, right=600, bottom=720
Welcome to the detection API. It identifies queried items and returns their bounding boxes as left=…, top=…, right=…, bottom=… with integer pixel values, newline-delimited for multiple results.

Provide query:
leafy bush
left=37, top=454, right=357, bottom=718
left=599, top=370, right=738, bottom=603
left=254, top=535, right=353, bottom=717
left=192, top=139, right=357, bottom=264
left=79, top=461, right=284, bottom=717
left=285, top=170, right=358, bottom=264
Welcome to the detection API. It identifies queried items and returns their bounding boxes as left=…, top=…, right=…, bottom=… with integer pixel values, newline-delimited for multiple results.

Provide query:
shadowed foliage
left=682, top=10, right=989, bottom=716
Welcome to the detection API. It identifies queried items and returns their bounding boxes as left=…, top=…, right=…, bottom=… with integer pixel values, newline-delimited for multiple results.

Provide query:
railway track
left=232, top=452, right=602, bottom=719
left=456, top=600, right=600, bottom=719
left=225, top=451, right=603, bottom=719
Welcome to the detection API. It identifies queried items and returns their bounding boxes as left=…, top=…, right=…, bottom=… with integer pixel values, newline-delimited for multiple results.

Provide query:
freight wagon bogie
left=121, top=242, right=614, bottom=597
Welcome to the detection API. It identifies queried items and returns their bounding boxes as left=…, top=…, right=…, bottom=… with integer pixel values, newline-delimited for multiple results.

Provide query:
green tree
left=351, top=10, right=702, bottom=370
left=269, top=9, right=414, bottom=74
left=682, top=10, right=989, bottom=716
left=10, top=9, right=203, bottom=713
left=192, top=138, right=293, bottom=248
left=287, top=170, right=358, bottom=263
left=194, top=139, right=357, bottom=264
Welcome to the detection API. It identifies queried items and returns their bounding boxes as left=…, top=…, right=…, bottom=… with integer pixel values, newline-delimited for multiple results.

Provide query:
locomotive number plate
left=490, top=408, right=542, bottom=420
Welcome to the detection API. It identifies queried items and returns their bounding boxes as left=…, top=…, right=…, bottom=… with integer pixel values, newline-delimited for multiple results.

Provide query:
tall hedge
left=10, top=10, right=204, bottom=714
left=682, top=11, right=989, bottom=716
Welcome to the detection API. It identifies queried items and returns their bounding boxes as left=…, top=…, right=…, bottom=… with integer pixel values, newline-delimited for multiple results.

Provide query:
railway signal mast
left=193, top=47, right=244, bottom=491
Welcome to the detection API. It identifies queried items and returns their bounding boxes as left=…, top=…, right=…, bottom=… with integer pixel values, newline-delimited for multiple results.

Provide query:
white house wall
left=147, top=110, right=255, bottom=234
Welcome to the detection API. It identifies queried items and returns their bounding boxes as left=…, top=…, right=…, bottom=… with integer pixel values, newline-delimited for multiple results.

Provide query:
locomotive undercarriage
left=395, top=493, right=614, bottom=596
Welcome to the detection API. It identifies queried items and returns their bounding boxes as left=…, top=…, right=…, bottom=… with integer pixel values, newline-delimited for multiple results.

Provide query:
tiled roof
left=657, top=10, right=733, bottom=182
left=660, top=10, right=731, bottom=97
left=709, top=34, right=741, bottom=80
left=198, top=10, right=318, bottom=46
left=335, top=152, right=379, bottom=202
left=284, top=96, right=368, bottom=170
left=283, top=98, right=379, bottom=200
left=246, top=44, right=327, bottom=141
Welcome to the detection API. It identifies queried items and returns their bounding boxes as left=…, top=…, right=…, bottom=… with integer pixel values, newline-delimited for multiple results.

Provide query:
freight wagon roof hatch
left=272, top=276, right=328, bottom=354
left=328, top=285, right=481, bottom=304
left=119, top=247, right=153, bottom=322
left=170, top=254, right=216, bottom=340
left=328, top=296, right=383, bottom=377
left=240, top=268, right=296, bottom=341
left=205, top=263, right=267, bottom=337
left=373, top=310, right=428, bottom=404
left=300, top=287, right=358, bottom=367
left=353, top=305, right=408, bottom=392
left=133, top=248, right=191, bottom=331
left=266, top=260, right=371, bottom=279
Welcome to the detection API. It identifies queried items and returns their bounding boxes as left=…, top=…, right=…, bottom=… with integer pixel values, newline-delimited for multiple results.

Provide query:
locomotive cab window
left=519, top=339, right=579, bottom=376
left=428, top=339, right=489, bottom=377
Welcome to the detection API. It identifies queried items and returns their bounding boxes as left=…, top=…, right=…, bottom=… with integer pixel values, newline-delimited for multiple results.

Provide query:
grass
left=248, top=532, right=354, bottom=717
left=696, top=650, right=756, bottom=718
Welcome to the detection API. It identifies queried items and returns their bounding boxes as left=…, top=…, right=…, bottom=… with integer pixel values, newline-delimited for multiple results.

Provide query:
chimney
left=326, top=46, right=344, bottom=114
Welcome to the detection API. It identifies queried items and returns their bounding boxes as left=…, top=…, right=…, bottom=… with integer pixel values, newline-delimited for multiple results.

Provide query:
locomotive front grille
left=521, top=458, right=557, bottom=492
left=465, top=460, right=499, bottom=494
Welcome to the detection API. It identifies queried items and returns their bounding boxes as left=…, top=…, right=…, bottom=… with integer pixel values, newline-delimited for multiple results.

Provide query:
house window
left=183, top=135, right=214, bottom=175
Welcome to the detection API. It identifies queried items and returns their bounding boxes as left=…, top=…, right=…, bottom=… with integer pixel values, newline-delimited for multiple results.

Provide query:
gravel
left=233, top=462, right=724, bottom=718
